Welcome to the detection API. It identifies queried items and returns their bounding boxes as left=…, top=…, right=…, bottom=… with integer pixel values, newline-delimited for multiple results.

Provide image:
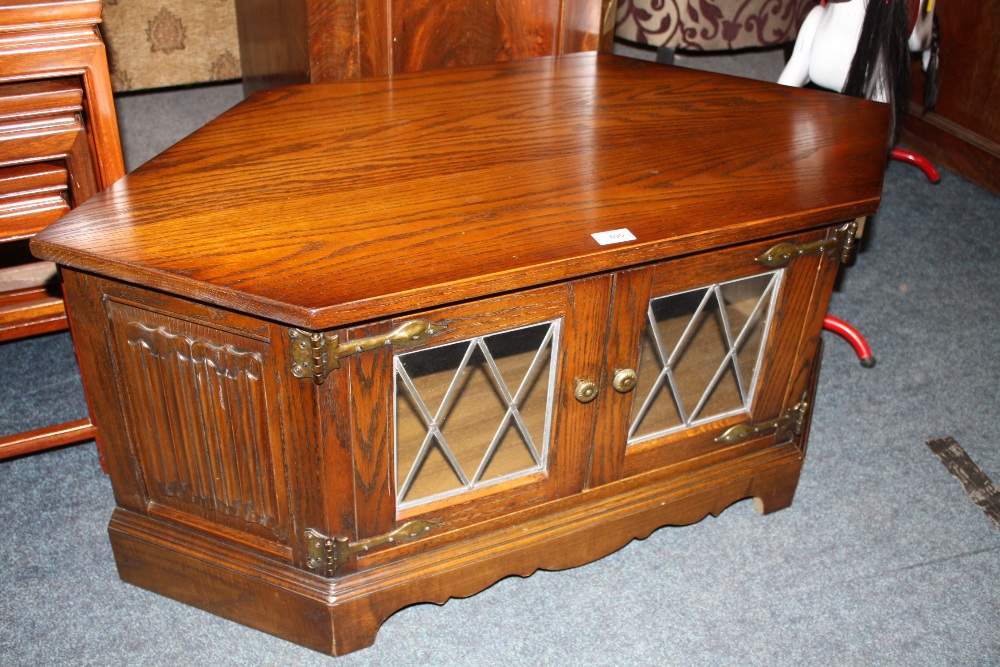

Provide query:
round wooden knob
left=573, top=378, right=599, bottom=403
left=612, top=368, right=638, bottom=393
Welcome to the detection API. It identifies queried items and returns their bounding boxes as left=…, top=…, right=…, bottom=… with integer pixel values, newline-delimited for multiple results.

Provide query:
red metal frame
left=890, top=147, right=940, bottom=183
left=823, top=314, right=876, bottom=367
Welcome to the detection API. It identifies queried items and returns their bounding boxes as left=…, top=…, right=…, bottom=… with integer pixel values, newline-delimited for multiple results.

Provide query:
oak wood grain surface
left=32, top=54, right=890, bottom=330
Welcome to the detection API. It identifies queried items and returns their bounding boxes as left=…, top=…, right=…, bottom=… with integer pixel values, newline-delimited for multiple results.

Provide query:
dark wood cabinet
left=32, top=55, right=890, bottom=655
left=235, top=0, right=615, bottom=93
left=902, top=0, right=1000, bottom=195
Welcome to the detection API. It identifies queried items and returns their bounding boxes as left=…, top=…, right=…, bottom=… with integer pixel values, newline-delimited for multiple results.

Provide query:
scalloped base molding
left=109, top=447, right=804, bottom=656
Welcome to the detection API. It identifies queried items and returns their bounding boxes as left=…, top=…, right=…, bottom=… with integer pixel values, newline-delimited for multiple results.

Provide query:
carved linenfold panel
left=108, top=302, right=285, bottom=539
left=125, top=322, right=263, bottom=381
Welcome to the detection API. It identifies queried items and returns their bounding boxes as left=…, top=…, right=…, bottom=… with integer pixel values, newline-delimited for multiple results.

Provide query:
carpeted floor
left=1, top=53, right=998, bottom=666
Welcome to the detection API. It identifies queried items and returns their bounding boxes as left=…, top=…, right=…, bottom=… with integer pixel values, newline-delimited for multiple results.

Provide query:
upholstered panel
left=101, top=0, right=241, bottom=92
left=616, top=0, right=814, bottom=50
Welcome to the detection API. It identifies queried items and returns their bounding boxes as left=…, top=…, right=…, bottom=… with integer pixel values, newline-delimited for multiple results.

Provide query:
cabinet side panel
left=905, top=0, right=1000, bottom=151
left=750, top=229, right=829, bottom=415
left=305, top=0, right=375, bottom=81
left=61, top=271, right=146, bottom=510
left=781, top=239, right=840, bottom=414
left=106, top=300, right=289, bottom=544
left=348, top=321, right=396, bottom=540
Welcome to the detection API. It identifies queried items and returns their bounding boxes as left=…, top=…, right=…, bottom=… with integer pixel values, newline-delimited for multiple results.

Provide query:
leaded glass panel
left=628, top=271, right=781, bottom=444
left=394, top=320, right=559, bottom=508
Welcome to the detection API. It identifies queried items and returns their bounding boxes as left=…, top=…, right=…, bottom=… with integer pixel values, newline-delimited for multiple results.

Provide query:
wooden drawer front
left=0, top=115, right=85, bottom=165
left=0, top=160, right=67, bottom=196
left=1, top=162, right=69, bottom=240
left=0, top=78, right=84, bottom=164
left=0, top=282, right=64, bottom=342
left=0, top=160, right=69, bottom=339
left=0, top=78, right=83, bottom=122
left=0, top=78, right=96, bottom=204
left=0, top=195, right=69, bottom=239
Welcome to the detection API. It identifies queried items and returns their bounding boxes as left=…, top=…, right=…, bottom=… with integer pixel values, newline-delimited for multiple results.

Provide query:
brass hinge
left=714, top=401, right=809, bottom=445
left=755, top=220, right=859, bottom=268
left=304, top=520, right=439, bottom=577
left=289, top=319, right=447, bottom=384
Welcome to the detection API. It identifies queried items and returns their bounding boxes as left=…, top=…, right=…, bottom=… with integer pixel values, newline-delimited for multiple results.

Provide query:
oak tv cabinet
left=32, top=55, right=890, bottom=656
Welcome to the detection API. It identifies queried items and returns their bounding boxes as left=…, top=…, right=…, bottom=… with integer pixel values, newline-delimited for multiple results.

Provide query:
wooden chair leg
left=0, top=418, right=98, bottom=460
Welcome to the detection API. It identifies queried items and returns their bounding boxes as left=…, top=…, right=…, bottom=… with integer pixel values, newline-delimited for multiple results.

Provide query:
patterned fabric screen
left=100, top=1, right=241, bottom=92
left=616, top=0, right=814, bottom=51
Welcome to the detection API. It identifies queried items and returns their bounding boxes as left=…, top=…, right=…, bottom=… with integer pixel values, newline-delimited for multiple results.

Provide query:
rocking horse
left=779, top=0, right=940, bottom=182
left=778, top=0, right=940, bottom=366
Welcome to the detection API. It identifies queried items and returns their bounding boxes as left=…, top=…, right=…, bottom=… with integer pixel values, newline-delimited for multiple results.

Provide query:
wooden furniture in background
left=235, top=0, right=616, bottom=93
left=902, top=0, right=1000, bottom=195
left=32, top=55, right=890, bottom=655
left=0, top=0, right=125, bottom=459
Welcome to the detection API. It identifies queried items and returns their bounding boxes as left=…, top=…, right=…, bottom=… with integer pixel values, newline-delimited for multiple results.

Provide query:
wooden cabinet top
left=32, top=54, right=890, bottom=330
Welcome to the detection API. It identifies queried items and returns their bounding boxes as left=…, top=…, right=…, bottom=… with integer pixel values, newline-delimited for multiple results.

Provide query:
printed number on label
left=591, top=229, right=636, bottom=246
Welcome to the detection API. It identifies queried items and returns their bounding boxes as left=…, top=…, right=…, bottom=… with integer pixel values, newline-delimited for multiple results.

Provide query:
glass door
left=594, top=229, right=835, bottom=485
left=394, top=319, right=560, bottom=508
left=347, top=275, right=613, bottom=539
left=627, top=270, right=782, bottom=445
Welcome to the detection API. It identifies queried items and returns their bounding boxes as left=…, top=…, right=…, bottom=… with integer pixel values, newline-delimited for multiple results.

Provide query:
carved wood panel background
left=108, top=301, right=287, bottom=542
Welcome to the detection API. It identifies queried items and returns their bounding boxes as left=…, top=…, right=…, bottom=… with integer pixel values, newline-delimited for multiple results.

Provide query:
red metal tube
left=823, top=314, right=876, bottom=367
left=890, top=147, right=941, bottom=183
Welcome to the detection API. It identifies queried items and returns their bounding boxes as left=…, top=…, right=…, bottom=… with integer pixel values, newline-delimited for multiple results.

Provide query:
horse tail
left=843, top=0, right=911, bottom=143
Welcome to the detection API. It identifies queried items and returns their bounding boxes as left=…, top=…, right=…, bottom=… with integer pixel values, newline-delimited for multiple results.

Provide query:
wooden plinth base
left=109, top=447, right=804, bottom=656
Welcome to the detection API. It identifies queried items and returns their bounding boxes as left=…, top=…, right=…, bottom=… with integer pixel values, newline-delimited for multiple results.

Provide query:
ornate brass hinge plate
left=755, top=220, right=859, bottom=268
left=304, top=520, right=439, bottom=577
left=714, top=401, right=809, bottom=445
left=289, top=319, right=447, bottom=384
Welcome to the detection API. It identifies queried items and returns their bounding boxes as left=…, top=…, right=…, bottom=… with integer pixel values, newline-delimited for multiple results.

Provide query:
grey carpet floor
left=1, top=60, right=998, bottom=666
